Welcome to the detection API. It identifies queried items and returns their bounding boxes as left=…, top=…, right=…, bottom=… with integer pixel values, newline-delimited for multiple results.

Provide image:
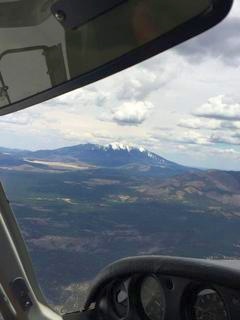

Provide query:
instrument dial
left=193, top=289, right=229, bottom=320
left=112, top=281, right=129, bottom=318
left=140, top=276, right=166, bottom=320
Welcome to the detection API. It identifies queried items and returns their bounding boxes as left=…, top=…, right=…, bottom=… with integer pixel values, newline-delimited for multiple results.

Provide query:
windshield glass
left=0, top=0, right=211, bottom=110
left=0, top=0, right=240, bottom=314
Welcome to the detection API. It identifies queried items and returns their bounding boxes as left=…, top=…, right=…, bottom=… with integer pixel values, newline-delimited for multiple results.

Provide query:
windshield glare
left=0, top=0, right=240, bottom=315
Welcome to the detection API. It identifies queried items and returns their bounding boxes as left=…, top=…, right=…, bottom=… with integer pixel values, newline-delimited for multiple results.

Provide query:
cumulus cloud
left=112, top=101, right=154, bottom=126
left=178, top=118, right=221, bottom=130
left=116, top=64, right=173, bottom=100
left=194, top=95, right=240, bottom=121
left=153, top=130, right=211, bottom=146
left=42, top=86, right=108, bottom=111
left=178, top=117, right=240, bottom=132
left=175, top=131, right=211, bottom=145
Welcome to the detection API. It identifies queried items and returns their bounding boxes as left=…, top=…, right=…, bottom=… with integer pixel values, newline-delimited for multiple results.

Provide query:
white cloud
left=153, top=130, right=211, bottom=146
left=194, top=95, right=240, bottom=120
left=229, top=1, right=240, bottom=18
left=178, top=118, right=221, bottom=130
left=175, top=131, right=211, bottom=145
left=178, top=117, right=240, bottom=132
left=112, top=101, right=154, bottom=126
left=0, top=113, right=33, bottom=125
left=115, top=64, right=175, bottom=100
left=44, top=86, right=108, bottom=111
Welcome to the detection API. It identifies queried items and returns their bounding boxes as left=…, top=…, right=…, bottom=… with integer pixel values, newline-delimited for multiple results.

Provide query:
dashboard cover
left=85, top=256, right=240, bottom=309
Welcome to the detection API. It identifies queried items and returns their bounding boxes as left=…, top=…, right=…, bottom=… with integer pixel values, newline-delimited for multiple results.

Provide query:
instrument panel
left=81, top=257, right=240, bottom=320
left=95, top=274, right=239, bottom=320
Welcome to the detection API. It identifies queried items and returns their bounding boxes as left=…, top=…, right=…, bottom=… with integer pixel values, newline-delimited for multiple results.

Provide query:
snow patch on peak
left=147, top=151, right=166, bottom=163
left=87, top=143, right=166, bottom=163
left=110, top=142, right=132, bottom=151
left=104, top=142, right=146, bottom=153
left=92, top=143, right=167, bottom=163
left=147, top=152, right=155, bottom=158
left=139, top=146, right=146, bottom=153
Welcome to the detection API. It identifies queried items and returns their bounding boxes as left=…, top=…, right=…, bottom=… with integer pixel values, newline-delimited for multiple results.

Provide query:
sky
left=1, top=2, right=240, bottom=170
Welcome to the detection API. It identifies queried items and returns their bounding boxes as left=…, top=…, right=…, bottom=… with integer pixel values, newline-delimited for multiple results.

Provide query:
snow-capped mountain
left=14, top=143, right=194, bottom=174
left=0, top=143, right=198, bottom=176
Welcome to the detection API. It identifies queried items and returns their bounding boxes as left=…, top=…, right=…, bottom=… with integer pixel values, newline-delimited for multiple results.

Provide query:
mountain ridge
left=0, top=143, right=198, bottom=177
left=15, top=143, right=184, bottom=165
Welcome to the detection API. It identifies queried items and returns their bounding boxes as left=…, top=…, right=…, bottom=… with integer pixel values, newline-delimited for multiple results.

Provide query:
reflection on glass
left=0, top=0, right=211, bottom=107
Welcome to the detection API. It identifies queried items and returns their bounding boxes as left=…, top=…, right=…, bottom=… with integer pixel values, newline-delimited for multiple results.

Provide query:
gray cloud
left=209, top=133, right=240, bottom=145
left=116, top=73, right=162, bottom=101
left=176, top=17, right=240, bottom=65
left=220, top=121, right=240, bottom=130
left=178, top=117, right=240, bottom=131
left=115, top=55, right=180, bottom=101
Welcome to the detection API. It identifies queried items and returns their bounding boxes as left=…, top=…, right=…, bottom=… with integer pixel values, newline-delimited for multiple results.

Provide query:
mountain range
left=1, top=143, right=240, bottom=210
left=0, top=143, right=196, bottom=177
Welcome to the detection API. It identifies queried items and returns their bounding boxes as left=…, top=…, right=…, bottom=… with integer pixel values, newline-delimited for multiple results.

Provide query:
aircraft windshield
left=0, top=0, right=211, bottom=113
left=0, top=0, right=240, bottom=315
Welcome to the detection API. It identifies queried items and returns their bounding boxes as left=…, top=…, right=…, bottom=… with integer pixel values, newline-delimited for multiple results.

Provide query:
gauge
left=111, top=281, right=129, bottom=318
left=140, top=276, right=166, bottom=320
left=193, top=288, right=229, bottom=320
